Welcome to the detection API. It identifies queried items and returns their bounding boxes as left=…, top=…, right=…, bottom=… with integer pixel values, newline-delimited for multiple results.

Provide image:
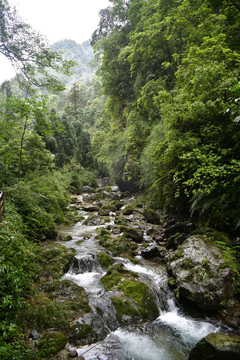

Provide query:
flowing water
left=58, top=191, right=220, bottom=360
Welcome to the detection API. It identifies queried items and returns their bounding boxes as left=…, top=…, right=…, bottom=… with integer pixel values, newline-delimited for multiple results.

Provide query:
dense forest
left=0, top=0, right=240, bottom=358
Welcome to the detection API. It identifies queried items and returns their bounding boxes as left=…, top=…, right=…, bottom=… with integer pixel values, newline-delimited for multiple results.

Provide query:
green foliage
left=216, top=241, right=240, bottom=292
left=0, top=0, right=73, bottom=90
left=0, top=203, right=38, bottom=358
left=92, top=0, right=240, bottom=230
left=5, top=174, right=68, bottom=238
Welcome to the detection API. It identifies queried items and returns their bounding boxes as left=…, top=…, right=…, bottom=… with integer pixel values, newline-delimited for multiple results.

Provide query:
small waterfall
left=69, top=254, right=102, bottom=274
left=62, top=254, right=105, bottom=296
left=58, top=192, right=222, bottom=360
left=120, top=258, right=177, bottom=314
left=62, top=251, right=120, bottom=337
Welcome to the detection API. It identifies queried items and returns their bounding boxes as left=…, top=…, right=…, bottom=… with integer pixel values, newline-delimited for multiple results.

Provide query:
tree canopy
left=92, top=0, right=240, bottom=232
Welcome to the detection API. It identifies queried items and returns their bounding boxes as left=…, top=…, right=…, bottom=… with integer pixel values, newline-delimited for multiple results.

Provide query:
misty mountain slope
left=51, top=39, right=95, bottom=86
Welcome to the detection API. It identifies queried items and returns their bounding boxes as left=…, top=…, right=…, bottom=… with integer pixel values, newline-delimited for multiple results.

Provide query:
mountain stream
left=58, top=188, right=221, bottom=360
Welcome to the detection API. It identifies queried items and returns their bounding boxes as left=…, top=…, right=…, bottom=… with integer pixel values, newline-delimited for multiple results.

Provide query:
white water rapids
left=58, top=194, right=221, bottom=360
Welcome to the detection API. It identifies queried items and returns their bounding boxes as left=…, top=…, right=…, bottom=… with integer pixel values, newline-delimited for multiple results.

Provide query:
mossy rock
left=166, top=232, right=188, bottom=250
left=189, top=333, right=240, bottom=360
left=102, top=265, right=159, bottom=322
left=25, top=280, right=90, bottom=332
left=122, top=205, right=135, bottom=215
left=98, top=204, right=117, bottom=216
left=182, top=257, right=195, bottom=269
left=83, top=215, right=106, bottom=226
left=111, top=200, right=123, bottom=210
left=38, top=332, right=67, bottom=356
left=117, top=279, right=159, bottom=320
left=70, top=323, right=97, bottom=344
left=37, top=244, right=76, bottom=280
left=100, top=235, right=138, bottom=257
left=111, top=296, right=139, bottom=323
left=101, top=263, right=129, bottom=290
left=143, top=208, right=160, bottom=224
left=168, top=277, right=177, bottom=289
left=115, top=215, right=128, bottom=225
left=97, top=252, right=114, bottom=268
left=119, top=225, right=143, bottom=243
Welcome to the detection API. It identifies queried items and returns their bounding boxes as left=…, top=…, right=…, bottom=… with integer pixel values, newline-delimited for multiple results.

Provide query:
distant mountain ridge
left=51, top=39, right=95, bottom=87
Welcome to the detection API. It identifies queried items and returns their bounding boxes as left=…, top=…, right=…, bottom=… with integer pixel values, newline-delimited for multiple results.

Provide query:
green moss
left=71, top=323, right=92, bottom=340
left=168, top=277, right=177, bottom=289
left=37, top=244, right=75, bottom=280
left=102, top=265, right=158, bottom=321
left=70, top=323, right=97, bottom=345
left=111, top=200, right=123, bottom=210
left=25, top=280, right=90, bottom=332
left=111, top=297, right=138, bottom=322
left=196, top=266, right=209, bottom=282
left=98, top=204, right=117, bottom=215
left=201, top=259, right=211, bottom=271
left=98, top=252, right=114, bottom=268
left=118, top=280, right=158, bottom=319
left=119, top=225, right=143, bottom=243
left=76, top=239, right=84, bottom=245
left=98, top=233, right=138, bottom=257
left=38, top=332, right=67, bottom=356
left=128, top=257, right=140, bottom=264
left=182, top=258, right=195, bottom=269
left=101, top=264, right=128, bottom=290
left=122, top=205, right=134, bottom=215
left=115, top=216, right=128, bottom=225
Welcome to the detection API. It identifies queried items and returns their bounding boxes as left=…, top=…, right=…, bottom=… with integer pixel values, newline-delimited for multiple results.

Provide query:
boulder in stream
left=143, top=208, right=161, bottom=224
left=102, top=264, right=159, bottom=324
left=166, top=235, right=237, bottom=311
left=120, top=225, right=144, bottom=243
left=188, top=333, right=240, bottom=360
left=141, top=245, right=160, bottom=259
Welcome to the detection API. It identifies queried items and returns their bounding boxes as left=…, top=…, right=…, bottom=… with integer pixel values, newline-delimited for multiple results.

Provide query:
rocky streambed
left=26, top=185, right=240, bottom=359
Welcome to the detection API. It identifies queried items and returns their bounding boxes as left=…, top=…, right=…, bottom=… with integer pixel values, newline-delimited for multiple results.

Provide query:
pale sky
left=0, top=0, right=111, bottom=83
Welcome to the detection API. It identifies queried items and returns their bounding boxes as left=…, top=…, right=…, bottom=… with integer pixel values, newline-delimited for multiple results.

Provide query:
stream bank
left=26, top=184, right=240, bottom=359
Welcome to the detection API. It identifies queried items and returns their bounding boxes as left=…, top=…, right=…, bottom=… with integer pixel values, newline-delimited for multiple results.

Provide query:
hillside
left=51, top=39, right=95, bottom=87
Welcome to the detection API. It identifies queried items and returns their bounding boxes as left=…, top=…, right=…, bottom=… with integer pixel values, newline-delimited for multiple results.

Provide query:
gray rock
left=80, top=186, right=96, bottom=194
left=83, top=215, right=106, bottom=226
left=69, top=348, right=78, bottom=358
left=166, top=232, right=188, bottom=250
left=120, top=225, right=144, bottom=243
left=188, top=333, right=240, bottom=360
left=143, top=208, right=160, bottom=224
left=166, top=235, right=237, bottom=310
left=30, top=329, right=39, bottom=340
left=164, top=221, right=196, bottom=238
left=141, top=245, right=160, bottom=259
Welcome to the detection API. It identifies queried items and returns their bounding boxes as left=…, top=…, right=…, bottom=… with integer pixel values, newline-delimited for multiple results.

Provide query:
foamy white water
left=62, top=272, right=104, bottom=295
left=157, top=311, right=219, bottom=344
left=114, top=329, right=167, bottom=360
